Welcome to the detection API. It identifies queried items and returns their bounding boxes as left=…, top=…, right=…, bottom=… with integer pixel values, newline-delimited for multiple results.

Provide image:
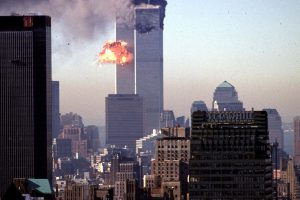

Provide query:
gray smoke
left=0, top=0, right=133, bottom=39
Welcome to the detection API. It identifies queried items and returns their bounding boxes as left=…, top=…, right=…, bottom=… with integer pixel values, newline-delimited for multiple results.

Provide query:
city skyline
left=0, top=0, right=299, bottom=125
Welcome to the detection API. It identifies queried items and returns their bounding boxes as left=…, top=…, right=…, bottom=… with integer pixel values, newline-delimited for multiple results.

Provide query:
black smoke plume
left=132, top=0, right=167, bottom=29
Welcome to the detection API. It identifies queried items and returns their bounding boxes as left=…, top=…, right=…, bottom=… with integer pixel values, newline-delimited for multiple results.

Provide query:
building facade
left=160, top=110, right=176, bottom=128
left=116, top=13, right=135, bottom=94
left=294, top=117, right=300, bottom=166
left=134, top=5, right=164, bottom=134
left=106, top=94, right=143, bottom=150
left=52, top=81, right=60, bottom=138
left=189, top=111, right=273, bottom=199
left=263, top=108, right=284, bottom=149
left=0, top=15, right=52, bottom=197
left=144, top=127, right=190, bottom=200
left=61, top=126, right=87, bottom=158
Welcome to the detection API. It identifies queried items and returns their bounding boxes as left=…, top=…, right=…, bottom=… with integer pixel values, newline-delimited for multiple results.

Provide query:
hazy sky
left=1, top=0, right=300, bottom=125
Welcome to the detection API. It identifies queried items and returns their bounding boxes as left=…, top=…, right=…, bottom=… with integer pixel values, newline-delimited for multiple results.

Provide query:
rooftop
left=217, top=81, right=234, bottom=88
left=27, top=179, right=52, bottom=194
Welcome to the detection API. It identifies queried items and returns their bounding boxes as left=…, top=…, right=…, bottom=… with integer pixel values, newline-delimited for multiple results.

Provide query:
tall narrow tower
left=135, top=4, right=164, bottom=134
left=116, top=15, right=135, bottom=94
left=0, top=15, right=52, bottom=197
left=294, top=116, right=300, bottom=166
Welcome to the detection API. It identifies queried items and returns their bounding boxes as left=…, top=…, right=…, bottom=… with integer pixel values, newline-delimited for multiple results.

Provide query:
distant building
left=60, top=126, right=87, bottom=158
left=89, top=185, right=113, bottom=200
left=106, top=94, right=143, bottom=150
left=263, top=108, right=284, bottom=149
left=56, top=138, right=72, bottom=158
left=212, top=81, right=244, bottom=111
left=176, top=116, right=185, bottom=127
left=114, top=162, right=140, bottom=200
left=284, top=125, right=294, bottom=156
left=52, top=81, right=60, bottom=138
left=61, top=112, right=84, bottom=128
left=0, top=15, right=52, bottom=197
left=189, top=111, right=272, bottom=199
left=63, top=179, right=89, bottom=200
left=136, top=130, right=164, bottom=181
left=109, top=154, right=120, bottom=186
left=160, top=110, right=176, bottom=128
left=190, top=100, right=208, bottom=114
left=294, top=116, right=300, bottom=166
left=85, top=125, right=100, bottom=153
left=136, top=130, right=163, bottom=155
left=144, top=127, right=190, bottom=200
left=285, top=158, right=300, bottom=200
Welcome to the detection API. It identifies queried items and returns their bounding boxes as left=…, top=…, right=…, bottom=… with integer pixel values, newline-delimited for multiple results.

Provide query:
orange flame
left=99, top=40, right=133, bottom=65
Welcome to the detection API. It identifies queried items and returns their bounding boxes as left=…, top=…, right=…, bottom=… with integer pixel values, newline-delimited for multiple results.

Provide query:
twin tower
left=106, top=3, right=165, bottom=150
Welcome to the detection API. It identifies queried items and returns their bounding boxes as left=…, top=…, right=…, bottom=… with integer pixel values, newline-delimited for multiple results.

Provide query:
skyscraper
left=114, top=2, right=165, bottom=134
left=0, top=15, right=52, bottom=197
left=52, top=81, right=60, bottom=138
left=189, top=111, right=272, bottom=199
left=116, top=15, right=135, bottom=94
left=106, top=94, right=143, bottom=150
left=294, top=116, right=300, bottom=166
left=135, top=4, right=164, bottom=134
left=107, top=2, right=166, bottom=150
left=212, top=81, right=244, bottom=111
left=263, top=108, right=284, bottom=149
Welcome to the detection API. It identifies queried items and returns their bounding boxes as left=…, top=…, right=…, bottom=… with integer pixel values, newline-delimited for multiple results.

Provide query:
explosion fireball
left=98, top=40, right=133, bottom=65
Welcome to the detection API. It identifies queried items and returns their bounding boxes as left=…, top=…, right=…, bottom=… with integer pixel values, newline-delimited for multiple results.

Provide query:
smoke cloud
left=132, top=0, right=167, bottom=29
left=0, top=0, right=133, bottom=39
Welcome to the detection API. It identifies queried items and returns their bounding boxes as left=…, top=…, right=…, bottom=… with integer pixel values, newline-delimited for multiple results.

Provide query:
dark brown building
left=189, top=111, right=273, bottom=199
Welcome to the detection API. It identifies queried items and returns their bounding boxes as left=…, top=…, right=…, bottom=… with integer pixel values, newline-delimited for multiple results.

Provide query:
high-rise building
left=0, top=15, right=52, bottom=197
left=114, top=162, right=140, bottom=200
left=189, top=111, right=272, bottom=199
left=263, top=109, right=284, bottom=149
left=191, top=100, right=208, bottom=114
left=106, top=94, right=143, bottom=150
left=212, top=81, right=244, bottom=111
left=136, top=130, right=163, bottom=155
left=56, top=138, right=72, bottom=158
left=52, top=81, right=60, bottom=138
left=160, top=110, right=176, bottom=128
left=60, top=126, right=87, bottom=158
left=116, top=14, right=135, bottom=94
left=144, top=127, right=190, bottom=200
left=134, top=4, right=164, bottom=134
left=294, top=116, right=300, bottom=166
left=114, top=2, right=166, bottom=135
left=84, top=125, right=100, bottom=153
